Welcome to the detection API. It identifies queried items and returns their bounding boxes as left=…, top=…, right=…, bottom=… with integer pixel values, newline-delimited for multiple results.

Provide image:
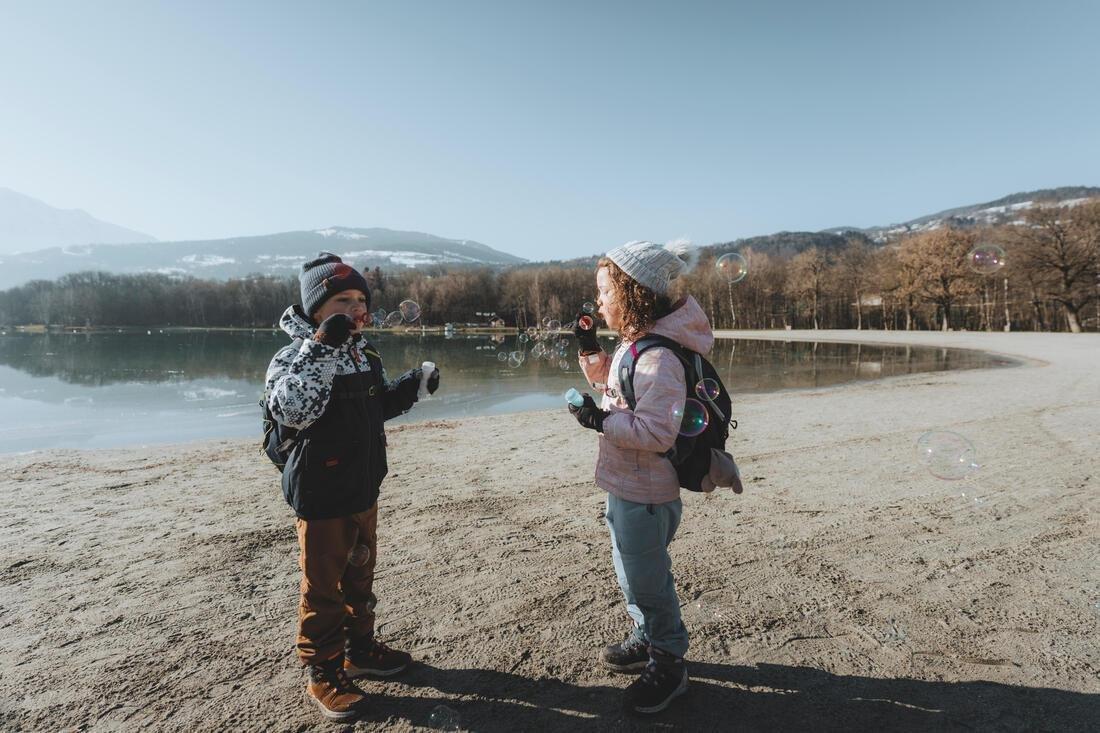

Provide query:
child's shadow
left=368, top=660, right=1099, bottom=732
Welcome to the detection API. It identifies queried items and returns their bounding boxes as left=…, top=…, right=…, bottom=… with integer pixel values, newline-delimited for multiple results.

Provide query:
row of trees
left=2, top=201, right=1097, bottom=332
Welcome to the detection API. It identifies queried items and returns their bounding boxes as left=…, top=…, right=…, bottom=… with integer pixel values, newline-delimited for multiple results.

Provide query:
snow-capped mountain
left=0, top=188, right=156, bottom=255
left=826, top=186, right=1100, bottom=243
left=0, top=226, right=525, bottom=289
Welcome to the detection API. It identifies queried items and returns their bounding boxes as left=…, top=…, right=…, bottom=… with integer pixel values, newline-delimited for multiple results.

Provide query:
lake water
left=0, top=330, right=1016, bottom=453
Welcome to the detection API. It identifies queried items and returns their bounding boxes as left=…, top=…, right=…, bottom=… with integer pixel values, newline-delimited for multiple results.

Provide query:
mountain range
left=0, top=186, right=1096, bottom=289
left=0, top=226, right=525, bottom=289
left=0, top=188, right=155, bottom=255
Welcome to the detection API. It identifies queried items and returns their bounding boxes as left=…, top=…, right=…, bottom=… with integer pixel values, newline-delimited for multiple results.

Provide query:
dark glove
left=427, top=367, right=440, bottom=394
left=573, top=311, right=602, bottom=355
left=568, top=393, right=609, bottom=432
left=314, top=313, right=355, bottom=347
left=394, top=368, right=422, bottom=403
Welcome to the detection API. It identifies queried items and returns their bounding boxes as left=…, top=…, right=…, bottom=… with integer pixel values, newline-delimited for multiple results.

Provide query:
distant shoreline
left=6, top=323, right=1091, bottom=342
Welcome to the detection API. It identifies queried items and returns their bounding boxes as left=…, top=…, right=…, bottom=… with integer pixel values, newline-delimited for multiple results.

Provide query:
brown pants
left=295, top=505, right=378, bottom=665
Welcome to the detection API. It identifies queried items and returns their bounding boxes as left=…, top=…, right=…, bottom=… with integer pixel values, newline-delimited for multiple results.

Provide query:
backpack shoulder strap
left=617, top=334, right=696, bottom=412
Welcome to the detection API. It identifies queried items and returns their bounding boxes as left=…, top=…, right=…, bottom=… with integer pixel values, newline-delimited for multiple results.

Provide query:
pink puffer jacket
left=579, top=296, right=715, bottom=504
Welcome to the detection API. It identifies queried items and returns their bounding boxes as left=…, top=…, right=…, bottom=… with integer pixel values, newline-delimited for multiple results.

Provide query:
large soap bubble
left=383, top=311, right=404, bottom=328
left=672, top=398, right=710, bottom=437
left=695, top=378, right=720, bottom=401
left=966, top=244, right=1006, bottom=275
left=916, top=430, right=980, bottom=480
left=347, top=544, right=371, bottom=567
left=428, top=704, right=460, bottom=731
left=399, top=299, right=421, bottom=322
left=716, top=253, right=748, bottom=283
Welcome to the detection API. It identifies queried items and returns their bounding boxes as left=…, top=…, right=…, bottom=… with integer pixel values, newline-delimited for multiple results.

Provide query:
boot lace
left=317, top=661, right=356, bottom=693
left=367, top=638, right=395, bottom=658
left=638, top=661, right=662, bottom=687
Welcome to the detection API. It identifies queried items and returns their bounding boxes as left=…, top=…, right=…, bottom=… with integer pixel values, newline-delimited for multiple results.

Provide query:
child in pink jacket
left=569, top=239, right=710, bottom=715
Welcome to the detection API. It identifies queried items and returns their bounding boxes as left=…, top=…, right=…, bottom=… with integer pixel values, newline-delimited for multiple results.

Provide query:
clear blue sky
left=2, top=1, right=1097, bottom=260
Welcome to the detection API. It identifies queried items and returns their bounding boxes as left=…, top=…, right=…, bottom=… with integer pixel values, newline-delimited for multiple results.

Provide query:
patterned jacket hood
left=279, top=304, right=320, bottom=343
left=278, top=304, right=373, bottom=351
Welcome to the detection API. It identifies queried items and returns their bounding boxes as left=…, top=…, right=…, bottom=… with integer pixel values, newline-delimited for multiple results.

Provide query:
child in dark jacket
left=265, top=252, right=439, bottom=721
left=570, top=239, right=708, bottom=715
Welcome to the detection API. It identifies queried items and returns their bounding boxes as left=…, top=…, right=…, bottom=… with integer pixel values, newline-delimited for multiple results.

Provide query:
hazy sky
left=2, top=1, right=1098, bottom=260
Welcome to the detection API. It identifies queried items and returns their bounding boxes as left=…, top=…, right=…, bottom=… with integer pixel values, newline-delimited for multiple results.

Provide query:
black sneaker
left=601, top=631, right=649, bottom=672
left=345, top=637, right=412, bottom=678
left=623, top=657, right=689, bottom=714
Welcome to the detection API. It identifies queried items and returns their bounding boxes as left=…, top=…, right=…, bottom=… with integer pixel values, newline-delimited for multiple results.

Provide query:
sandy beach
left=1, top=330, right=1097, bottom=732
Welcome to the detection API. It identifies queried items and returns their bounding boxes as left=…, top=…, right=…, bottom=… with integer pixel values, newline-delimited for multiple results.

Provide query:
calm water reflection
left=0, top=330, right=1016, bottom=452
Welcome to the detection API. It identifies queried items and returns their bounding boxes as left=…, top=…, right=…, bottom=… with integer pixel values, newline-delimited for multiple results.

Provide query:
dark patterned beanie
left=299, top=252, right=372, bottom=316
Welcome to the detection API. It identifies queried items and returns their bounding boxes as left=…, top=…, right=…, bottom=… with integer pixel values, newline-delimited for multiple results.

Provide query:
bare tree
left=785, top=248, right=830, bottom=329
left=837, top=239, right=872, bottom=329
left=898, top=229, right=978, bottom=331
left=1006, top=202, right=1100, bottom=333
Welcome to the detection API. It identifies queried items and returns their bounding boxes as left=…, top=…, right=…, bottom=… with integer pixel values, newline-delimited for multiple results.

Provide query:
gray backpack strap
left=617, top=335, right=691, bottom=412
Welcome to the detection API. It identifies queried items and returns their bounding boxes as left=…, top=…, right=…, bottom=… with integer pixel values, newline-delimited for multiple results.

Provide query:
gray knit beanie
left=604, top=238, right=699, bottom=295
left=299, top=252, right=372, bottom=316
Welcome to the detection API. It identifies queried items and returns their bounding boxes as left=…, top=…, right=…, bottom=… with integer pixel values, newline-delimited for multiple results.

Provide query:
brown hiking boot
left=307, top=656, right=368, bottom=721
left=345, top=637, right=412, bottom=678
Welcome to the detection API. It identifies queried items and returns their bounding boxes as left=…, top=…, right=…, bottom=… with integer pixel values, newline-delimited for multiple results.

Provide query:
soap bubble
left=581, top=301, right=597, bottom=315
left=347, top=544, right=371, bottom=567
left=384, top=311, right=404, bottom=328
left=695, top=378, right=720, bottom=401
left=428, top=704, right=460, bottom=731
left=508, top=351, right=525, bottom=367
left=967, top=244, right=1006, bottom=275
left=531, top=343, right=546, bottom=358
left=399, top=299, right=421, bottom=322
left=496, top=352, right=508, bottom=362
left=883, top=617, right=907, bottom=644
left=916, top=430, right=980, bottom=480
left=518, top=333, right=529, bottom=344
left=559, top=359, right=571, bottom=371
left=525, top=326, right=538, bottom=339
left=546, top=319, right=561, bottom=331
left=542, top=317, right=552, bottom=328
left=672, top=398, right=710, bottom=437
left=716, top=253, right=748, bottom=283
left=577, top=315, right=595, bottom=331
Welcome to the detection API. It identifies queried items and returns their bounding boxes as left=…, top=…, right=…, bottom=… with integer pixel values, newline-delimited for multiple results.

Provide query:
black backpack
left=260, top=396, right=301, bottom=472
left=617, top=335, right=735, bottom=492
left=260, top=338, right=304, bottom=472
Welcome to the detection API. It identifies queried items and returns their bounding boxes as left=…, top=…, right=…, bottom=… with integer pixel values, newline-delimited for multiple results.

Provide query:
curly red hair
left=597, top=258, right=673, bottom=340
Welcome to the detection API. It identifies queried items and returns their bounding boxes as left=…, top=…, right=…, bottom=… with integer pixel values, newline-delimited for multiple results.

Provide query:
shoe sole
left=345, top=662, right=409, bottom=678
left=309, top=694, right=363, bottom=721
left=630, top=670, right=689, bottom=715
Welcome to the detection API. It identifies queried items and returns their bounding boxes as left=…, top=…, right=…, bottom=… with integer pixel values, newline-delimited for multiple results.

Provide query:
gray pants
left=605, top=493, right=689, bottom=658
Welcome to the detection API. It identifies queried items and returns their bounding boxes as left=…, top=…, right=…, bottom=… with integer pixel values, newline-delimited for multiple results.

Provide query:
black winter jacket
left=265, top=305, right=420, bottom=519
